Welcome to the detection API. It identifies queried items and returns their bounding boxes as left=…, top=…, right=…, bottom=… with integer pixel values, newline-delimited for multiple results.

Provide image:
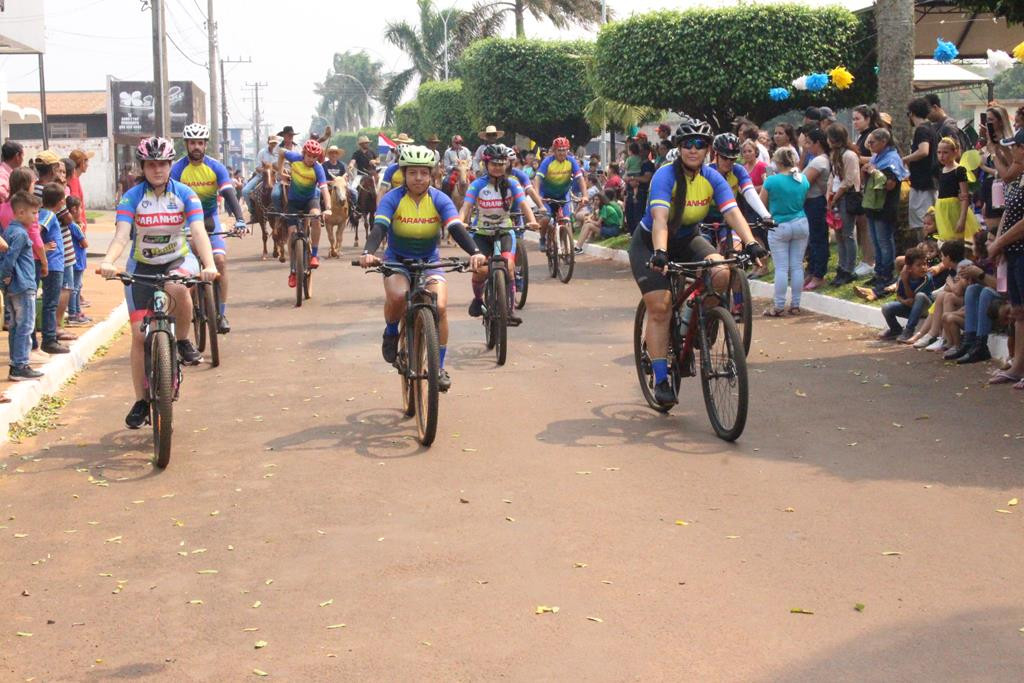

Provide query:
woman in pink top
left=741, top=140, right=767, bottom=191
left=67, top=150, right=92, bottom=227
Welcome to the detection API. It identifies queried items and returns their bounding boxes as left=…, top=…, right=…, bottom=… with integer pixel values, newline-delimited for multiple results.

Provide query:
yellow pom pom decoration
left=829, top=66, right=855, bottom=90
left=1014, top=41, right=1024, bottom=62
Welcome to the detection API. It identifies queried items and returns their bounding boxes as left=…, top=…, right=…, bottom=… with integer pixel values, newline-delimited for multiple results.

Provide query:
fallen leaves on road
left=196, top=569, right=219, bottom=575
left=252, top=669, right=269, bottom=677
left=326, top=624, right=346, bottom=629
left=854, top=603, right=865, bottom=612
left=535, top=605, right=559, bottom=614
left=997, top=509, right=1013, bottom=514
left=674, top=520, right=689, bottom=526
left=105, top=535, right=122, bottom=543
left=505, top=517, right=515, bottom=522
left=795, top=390, right=807, bottom=398
left=16, top=631, right=33, bottom=637
left=319, top=599, right=333, bottom=607
left=1009, top=498, right=1019, bottom=507
left=254, top=640, right=267, bottom=649
left=784, top=507, right=795, bottom=513
left=790, top=608, right=814, bottom=615
left=573, top=562, right=587, bottom=568
left=251, top=601, right=261, bottom=608
left=187, top=600, right=204, bottom=605
left=882, top=551, right=902, bottom=556
left=586, top=616, right=604, bottom=623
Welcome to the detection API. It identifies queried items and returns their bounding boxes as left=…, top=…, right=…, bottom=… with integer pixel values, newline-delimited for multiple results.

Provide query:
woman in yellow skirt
left=932, top=136, right=980, bottom=242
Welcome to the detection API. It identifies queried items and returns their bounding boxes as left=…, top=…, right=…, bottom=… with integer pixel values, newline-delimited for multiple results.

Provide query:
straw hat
left=357, top=135, right=371, bottom=144
left=478, top=124, right=504, bottom=139
left=326, top=145, right=343, bottom=156
left=393, top=133, right=416, bottom=145
left=426, top=134, right=441, bottom=143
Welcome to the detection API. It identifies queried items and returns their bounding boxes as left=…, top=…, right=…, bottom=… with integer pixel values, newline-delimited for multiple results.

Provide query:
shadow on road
left=10, top=428, right=162, bottom=483
left=264, top=407, right=428, bottom=459
left=536, top=402, right=728, bottom=455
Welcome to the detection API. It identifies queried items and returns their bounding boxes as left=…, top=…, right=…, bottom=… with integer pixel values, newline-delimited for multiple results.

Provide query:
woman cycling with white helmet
left=629, top=117, right=766, bottom=408
left=100, top=136, right=218, bottom=429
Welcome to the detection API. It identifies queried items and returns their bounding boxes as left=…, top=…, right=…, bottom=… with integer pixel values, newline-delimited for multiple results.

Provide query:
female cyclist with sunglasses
left=628, top=116, right=766, bottom=408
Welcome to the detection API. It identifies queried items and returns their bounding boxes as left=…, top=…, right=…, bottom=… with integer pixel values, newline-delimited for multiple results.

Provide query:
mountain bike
left=512, top=213, right=529, bottom=309
left=190, top=230, right=243, bottom=367
left=544, top=198, right=576, bottom=284
left=352, top=257, right=468, bottom=446
left=474, top=227, right=518, bottom=366
left=633, top=254, right=751, bottom=442
left=104, top=271, right=209, bottom=468
left=269, top=211, right=319, bottom=307
left=696, top=218, right=774, bottom=356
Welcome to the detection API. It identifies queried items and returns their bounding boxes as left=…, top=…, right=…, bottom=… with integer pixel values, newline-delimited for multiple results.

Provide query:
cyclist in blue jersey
left=629, top=117, right=766, bottom=407
left=534, top=137, right=587, bottom=249
left=277, top=138, right=332, bottom=287
left=100, top=137, right=218, bottom=428
left=359, top=146, right=486, bottom=392
left=503, top=145, right=545, bottom=209
left=170, top=123, right=246, bottom=333
left=458, top=144, right=540, bottom=324
left=706, top=133, right=772, bottom=230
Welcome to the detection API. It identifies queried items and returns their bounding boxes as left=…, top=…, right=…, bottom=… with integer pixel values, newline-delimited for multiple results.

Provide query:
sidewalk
left=0, top=212, right=127, bottom=443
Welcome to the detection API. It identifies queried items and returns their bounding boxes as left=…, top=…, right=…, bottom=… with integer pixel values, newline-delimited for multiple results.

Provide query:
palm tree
left=315, top=51, right=385, bottom=131
left=490, top=0, right=605, bottom=39
left=381, top=0, right=505, bottom=123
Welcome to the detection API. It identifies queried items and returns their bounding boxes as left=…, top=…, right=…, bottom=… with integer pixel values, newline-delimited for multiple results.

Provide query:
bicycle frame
left=664, top=255, right=748, bottom=366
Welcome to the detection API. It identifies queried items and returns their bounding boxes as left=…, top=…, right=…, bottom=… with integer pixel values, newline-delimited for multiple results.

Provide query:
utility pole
left=149, top=0, right=170, bottom=136
left=245, top=81, right=268, bottom=161
left=207, top=0, right=219, bottom=157
left=220, top=56, right=251, bottom=162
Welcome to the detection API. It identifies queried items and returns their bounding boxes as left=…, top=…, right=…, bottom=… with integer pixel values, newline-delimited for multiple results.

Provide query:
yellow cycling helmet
left=398, top=145, right=436, bottom=168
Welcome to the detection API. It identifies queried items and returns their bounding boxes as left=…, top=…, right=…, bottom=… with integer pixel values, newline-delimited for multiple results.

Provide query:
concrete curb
left=0, top=302, right=128, bottom=444
left=538, top=231, right=1011, bottom=363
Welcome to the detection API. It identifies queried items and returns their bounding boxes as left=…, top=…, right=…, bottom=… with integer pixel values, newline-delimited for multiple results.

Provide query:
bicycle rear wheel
left=546, top=228, right=558, bottom=278
left=292, top=236, right=305, bottom=308
left=150, top=332, right=174, bottom=468
left=515, top=245, right=529, bottom=309
left=729, top=268, right=753, bottom=356
left=633, top=300, right=679, bottom=413
left=493, top=268, right=508, bottom=366
left=192, top=287, right=206, bottom=353
left=698, top=306, right=748, bottom=442
left=204, top=283, right=219, bottom=368
left=557, top=224, right=575, bottom=283
left=302, top=242, right=313, bottom=301
left=412, top=307, right=440, bottom=446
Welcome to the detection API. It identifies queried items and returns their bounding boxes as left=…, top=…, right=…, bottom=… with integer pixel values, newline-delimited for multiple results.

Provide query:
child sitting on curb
left=879, top=247, right=933, bottom=341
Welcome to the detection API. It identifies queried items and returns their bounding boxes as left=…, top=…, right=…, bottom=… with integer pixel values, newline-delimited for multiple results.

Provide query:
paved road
left=3, top=233, right=1024, bottom=681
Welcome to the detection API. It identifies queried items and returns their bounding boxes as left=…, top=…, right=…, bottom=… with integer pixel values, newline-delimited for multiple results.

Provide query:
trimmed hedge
left=460, top=38, right=596, bottom=146
left=418, top=79, right=473, bottom=146
left=594, top=6, right=876, bottom=126
left=394, top=101, right=424, bottom=142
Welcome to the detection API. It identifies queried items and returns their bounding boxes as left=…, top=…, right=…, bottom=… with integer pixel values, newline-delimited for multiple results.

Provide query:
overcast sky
left=2, top=0, right=871, bottom=136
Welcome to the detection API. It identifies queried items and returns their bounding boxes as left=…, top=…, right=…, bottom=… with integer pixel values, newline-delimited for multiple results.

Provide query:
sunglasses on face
left=679, top=138, right=708, bottom=150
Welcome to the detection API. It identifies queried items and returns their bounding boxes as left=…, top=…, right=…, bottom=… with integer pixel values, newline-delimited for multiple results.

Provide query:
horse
left=351, top=170, right=376, bottom=248
left=449, top=158, right=471, bottom=212
left=248, top=167, right=277, bottom=260
left=324, top=177, right=351, bottom=258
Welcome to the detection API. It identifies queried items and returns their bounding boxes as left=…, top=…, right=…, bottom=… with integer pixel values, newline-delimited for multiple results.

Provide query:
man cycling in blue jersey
left=533, top=137, right=586, bottom=249
left=359, top=146, right=486, bottom=392
left=629, top=117, right=766, bottom=408
left=170, top=123, right=245, bottom=334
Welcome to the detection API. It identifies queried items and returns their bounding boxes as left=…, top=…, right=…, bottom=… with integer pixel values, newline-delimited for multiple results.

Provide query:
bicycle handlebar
left=98, top=271, right=210, bottom=286
left=663, top=254, right=751, bottom=273
left=350, top=256, right=469, bottom=274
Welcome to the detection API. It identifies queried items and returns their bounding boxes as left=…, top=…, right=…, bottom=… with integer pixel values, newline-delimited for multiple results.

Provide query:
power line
left=190, top=0, right=208, bottom=20
left=167, top=33, right=208, bottom=68
left=169, top=0, right=207, bottom=33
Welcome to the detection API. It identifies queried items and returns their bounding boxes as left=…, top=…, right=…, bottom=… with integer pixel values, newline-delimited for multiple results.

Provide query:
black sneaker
left=382, top=333, right=399, bottom=364
left=177, top=340, right=202, bottom=366
left=574, top=246, right=584, bottom=255
left=877, top=329, right=901, bottom=341
left=8, top=365, right=43, bottom=381
left=438, top=368, right=451, bottom=392
left=943, top=338, right=973, bottom=361
left=125, top=399, right=150, bottom=429
left=508, top=314, right=523, bottom=327
left=654, top=379, right=677, bottom=407
left=41, top=341, right=69, bottom=354
left=468, top=298, right=483, bottom=317
left=957, top=341, right=992, bottom=364
left=217, top=314, right=230, bottom=334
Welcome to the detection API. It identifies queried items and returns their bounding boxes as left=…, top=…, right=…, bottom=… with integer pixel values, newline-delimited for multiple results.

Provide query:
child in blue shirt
left=63, top=196, right=90, bottom=325
left=38, top=183, right=69, bottom=355
left=0, top=191, right=44, bottom=380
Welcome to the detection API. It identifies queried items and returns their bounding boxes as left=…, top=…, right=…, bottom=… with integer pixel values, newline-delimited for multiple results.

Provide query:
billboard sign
left=109, top=79, right=205, bottom=140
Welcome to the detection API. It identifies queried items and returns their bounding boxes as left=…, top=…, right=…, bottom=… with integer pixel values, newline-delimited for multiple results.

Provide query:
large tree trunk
left=514, top=0, right=526, bottom=38
left=875, top=0, right=915, bottom=153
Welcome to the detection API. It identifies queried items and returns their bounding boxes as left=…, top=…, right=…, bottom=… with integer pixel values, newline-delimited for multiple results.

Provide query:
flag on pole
left=378, top=133, right=396, bottom=157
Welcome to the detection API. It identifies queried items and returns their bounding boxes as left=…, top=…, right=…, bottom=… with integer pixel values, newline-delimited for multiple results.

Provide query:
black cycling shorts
left=628, top=228, right=716, bottom=294
left=472, top=231, right=514, bottom=257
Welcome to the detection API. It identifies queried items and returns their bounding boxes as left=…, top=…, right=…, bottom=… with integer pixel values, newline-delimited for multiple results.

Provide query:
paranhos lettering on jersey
left=135, top=212, right=186, bottom=227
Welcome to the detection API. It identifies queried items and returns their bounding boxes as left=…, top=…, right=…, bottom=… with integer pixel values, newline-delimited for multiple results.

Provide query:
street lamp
left=440, top=3, right=459, bottom=81
left=335, top=72, right=373, bottom=128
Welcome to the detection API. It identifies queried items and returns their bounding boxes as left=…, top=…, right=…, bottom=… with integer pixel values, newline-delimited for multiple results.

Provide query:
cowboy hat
left=357, top=135, right=370, bottom=144
left=478, top=124, right=504, bottom=139
left=276, top=126, right=297, bottom=136
left=393, top=133, right=415, bottom=145
left=326, top=145, right=343, bottom=155
left=426, top=134, right=441, bottom=143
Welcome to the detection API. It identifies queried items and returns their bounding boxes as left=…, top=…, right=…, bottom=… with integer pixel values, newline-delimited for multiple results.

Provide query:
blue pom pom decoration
left=805, top=73, right=829, bottom=92
left=769, top=87, right=791, bottom=102
left=934, top=38, right=958, bottom=63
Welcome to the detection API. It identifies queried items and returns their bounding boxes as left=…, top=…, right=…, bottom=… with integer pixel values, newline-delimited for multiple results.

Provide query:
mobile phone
left=981, top=112, right=988, bottom=127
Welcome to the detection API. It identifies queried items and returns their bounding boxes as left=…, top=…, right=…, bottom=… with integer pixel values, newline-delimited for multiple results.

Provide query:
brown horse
left=352, top=171, right=376, bottom=248
left=248, top=167, right=277, bottom=260
left=449, top=158, right=471, bottom=212
left=324, top=177, right=351, bottom=257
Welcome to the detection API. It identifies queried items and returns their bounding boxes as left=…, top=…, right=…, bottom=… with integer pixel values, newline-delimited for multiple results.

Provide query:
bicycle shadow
left=7, top=428, right=163, bottom=483
left=536, top=401, right=728, bottom=456
left=264, top=407, right=428, bottom=459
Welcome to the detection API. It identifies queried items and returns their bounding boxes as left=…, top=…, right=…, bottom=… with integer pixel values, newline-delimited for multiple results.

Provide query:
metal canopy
left=913, top=0, right=1023, bottom=60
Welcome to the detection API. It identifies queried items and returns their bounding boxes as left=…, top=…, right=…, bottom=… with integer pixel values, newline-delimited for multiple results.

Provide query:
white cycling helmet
left=665, top=148, right=679, bottom=165
left=183, top=123, right=210, bottom=140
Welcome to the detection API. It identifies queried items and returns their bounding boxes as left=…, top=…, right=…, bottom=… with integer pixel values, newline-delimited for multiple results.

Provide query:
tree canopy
left=315, top=51, right=384, bottom=132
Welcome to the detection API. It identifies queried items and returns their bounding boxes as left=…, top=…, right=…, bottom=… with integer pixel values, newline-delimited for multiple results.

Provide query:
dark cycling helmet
left=671, top=116, right=714, bottom=145
left=136, top=136, right=176, bottom=162
left=712, top=133, right=741, bottom=159
left=481, top=144, right=508, bottom=164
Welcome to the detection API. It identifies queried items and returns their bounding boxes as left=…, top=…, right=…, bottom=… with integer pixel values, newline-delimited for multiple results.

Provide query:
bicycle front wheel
left=205, top=282, right=220, bottom=368
left=729, top=268, right=753, bottom=356
left=150, top=332, right=174, bottom=468
left=633, top=300, right=677, bottom=413
left=412, top=307, right=440, bottom=446
left=493, top=268, right=508, bottom=366
left=292, top=236, right=306, bottom=308
left=192, top=287, right=206, bottom=353
left=515, top=246, right=529, bottom=309
left=398, top=324, right=414, bottom=417
left=698, top=306, right=748, bottom=442
left=546, top=229, right=558, bottom=278
left=557, top=225, right=575, bottom=283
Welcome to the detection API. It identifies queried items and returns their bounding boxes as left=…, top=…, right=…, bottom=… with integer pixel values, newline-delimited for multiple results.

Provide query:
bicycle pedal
left=507, top=318, right=522, bottom=327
